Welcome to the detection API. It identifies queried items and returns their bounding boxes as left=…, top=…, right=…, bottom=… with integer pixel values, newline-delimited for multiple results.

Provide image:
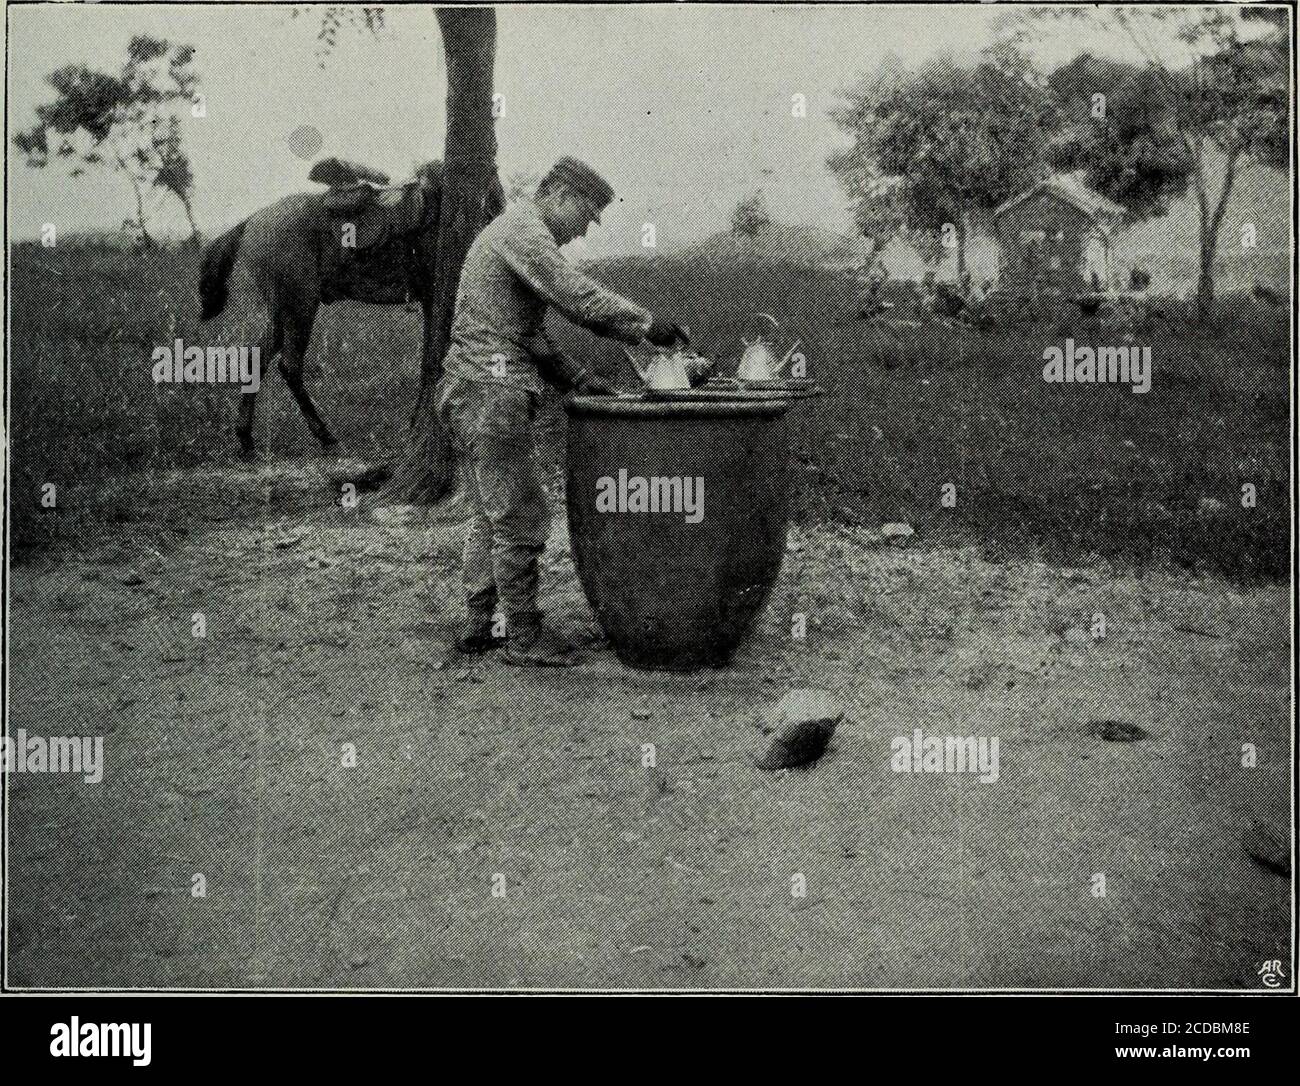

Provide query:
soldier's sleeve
left=496, top=220, right=653, bottom=344
left=531, top=332, right=590, bottom=392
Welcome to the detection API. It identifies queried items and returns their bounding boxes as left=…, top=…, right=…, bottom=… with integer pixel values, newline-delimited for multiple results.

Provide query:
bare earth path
left=7, top=458, right=1290, bottom=989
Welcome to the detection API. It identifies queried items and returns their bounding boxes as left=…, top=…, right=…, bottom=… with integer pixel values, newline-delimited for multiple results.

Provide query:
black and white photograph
left=2, top=0, right=1294, bottom=1015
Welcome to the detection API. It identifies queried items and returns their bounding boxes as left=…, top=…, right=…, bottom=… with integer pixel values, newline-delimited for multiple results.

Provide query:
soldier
left=436, top=157, right=689, bottom=666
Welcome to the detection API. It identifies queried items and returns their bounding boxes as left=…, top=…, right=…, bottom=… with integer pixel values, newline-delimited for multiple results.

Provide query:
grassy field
left=8, top=241, right=1291, bottom=580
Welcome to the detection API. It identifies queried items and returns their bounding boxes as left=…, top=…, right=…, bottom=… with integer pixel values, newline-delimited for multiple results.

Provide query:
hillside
left=668, top=155, right=1288, bottom=294
left=666, top=221, right=873, bottom=268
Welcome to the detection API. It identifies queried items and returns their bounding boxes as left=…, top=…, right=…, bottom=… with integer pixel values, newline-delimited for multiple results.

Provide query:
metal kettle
left=624, top=345, right=691, bottom=391
left=737, top=313, right=800, bottom=382
left=624, top=342, right=715, bottom=391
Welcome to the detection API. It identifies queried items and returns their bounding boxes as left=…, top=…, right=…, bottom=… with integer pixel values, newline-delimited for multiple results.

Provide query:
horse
left=198, top=158, right=504, bottom=455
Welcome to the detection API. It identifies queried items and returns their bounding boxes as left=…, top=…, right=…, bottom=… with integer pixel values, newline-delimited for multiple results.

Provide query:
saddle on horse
left=312, top=158, right=436, bottom=305
left=308, top=157, right=391, bottom=188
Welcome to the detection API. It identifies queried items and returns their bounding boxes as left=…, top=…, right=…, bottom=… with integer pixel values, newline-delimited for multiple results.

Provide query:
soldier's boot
left=500, top=619, right=580, bottom=668
left=571, top=619, right=609, bottom=649
left=455, top=608, right=505, bottom=655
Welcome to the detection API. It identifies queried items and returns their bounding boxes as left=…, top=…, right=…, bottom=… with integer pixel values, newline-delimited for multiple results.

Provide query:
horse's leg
left=279, top=293, right=336, bottom=449
left=235, top=303, right=283, bottom=457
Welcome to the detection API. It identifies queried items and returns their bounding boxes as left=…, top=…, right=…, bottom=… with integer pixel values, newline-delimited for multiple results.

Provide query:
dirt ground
left=6, top=457, right=1291, bottom=989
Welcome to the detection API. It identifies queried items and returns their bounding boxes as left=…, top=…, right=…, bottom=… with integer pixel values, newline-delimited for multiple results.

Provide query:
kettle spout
left=775, top=339, right=803, bottom=377
left=623, top=346, right=651, bottom=385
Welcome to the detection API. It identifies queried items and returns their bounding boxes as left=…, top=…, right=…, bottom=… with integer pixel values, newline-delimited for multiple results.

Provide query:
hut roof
left=995, top=175, right=1126, bottom=223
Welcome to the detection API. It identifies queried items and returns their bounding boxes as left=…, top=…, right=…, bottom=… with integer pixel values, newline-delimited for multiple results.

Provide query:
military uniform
left=436, top=196, right=653, bottom=633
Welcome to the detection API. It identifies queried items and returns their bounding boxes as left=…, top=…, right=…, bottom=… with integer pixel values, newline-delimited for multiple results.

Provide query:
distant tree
left=1044, top=55, right=1193, bottom=222
left=731, top=190, right=772, bottom=237
left=824, top=53, right=911, bottom=261
left=838, top=172, right=912, bottom=263
left=13, top=36, right=200, bottom=245
left=829, top=56, right=1056, bottom=277
left=152, top=114, right=199, bottom=242
left=1004, top=6, right=1289, bottom=319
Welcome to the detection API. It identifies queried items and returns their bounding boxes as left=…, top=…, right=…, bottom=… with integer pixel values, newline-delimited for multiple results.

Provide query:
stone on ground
left=756, top=688, right=844, bottom=771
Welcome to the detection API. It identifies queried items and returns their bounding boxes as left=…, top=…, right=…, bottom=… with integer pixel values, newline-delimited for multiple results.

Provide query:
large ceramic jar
left=564, top=395, right=791, bottom=671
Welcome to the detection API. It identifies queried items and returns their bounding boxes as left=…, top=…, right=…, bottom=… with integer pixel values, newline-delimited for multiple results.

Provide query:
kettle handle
left=745, top=312, right=781, bottom=343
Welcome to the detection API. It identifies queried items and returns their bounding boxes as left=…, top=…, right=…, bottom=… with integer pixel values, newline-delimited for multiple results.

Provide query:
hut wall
left=996, top=191, right=1096, bottom=296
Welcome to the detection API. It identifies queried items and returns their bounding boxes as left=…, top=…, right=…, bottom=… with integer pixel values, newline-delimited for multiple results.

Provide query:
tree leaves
left=1040, top=9, right=1288, bottom=223
left=731, top=191, right=772, bottom=238
left=13, top=39, right=200, bottom=241
left=829, top=57, right=1056, bottom=257
left=293, top=5, right=387, bottom=65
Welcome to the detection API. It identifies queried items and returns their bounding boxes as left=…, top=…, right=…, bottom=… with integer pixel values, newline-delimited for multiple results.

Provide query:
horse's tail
left=198, top=218, right=247, bottom=321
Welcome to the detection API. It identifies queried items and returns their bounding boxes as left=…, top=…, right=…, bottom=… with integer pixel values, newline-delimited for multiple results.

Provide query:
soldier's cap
left=543, top=157, right=615, bottom=208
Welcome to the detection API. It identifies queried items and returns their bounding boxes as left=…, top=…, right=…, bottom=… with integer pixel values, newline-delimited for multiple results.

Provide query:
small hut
left=994, top=176, right=1125, bottom=296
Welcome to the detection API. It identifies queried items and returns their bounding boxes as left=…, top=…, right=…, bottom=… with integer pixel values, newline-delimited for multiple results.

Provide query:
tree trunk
left=1196, top=142, right=1242, bottom=323
left=382, top=7, right=498, bottom=504
left=1197, top=230, right=1217, bottom=319
left=176, top=189, right=200, bottom=246
left=129, top=174, right=154, bottom=248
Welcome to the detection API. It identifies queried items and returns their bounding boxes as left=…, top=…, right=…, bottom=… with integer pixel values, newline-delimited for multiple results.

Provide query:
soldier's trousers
left=436, top=375, right=550, bottom=628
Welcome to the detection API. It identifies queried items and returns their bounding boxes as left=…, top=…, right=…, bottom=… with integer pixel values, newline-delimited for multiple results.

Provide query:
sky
left=5, top=2, right=1212, bottom=255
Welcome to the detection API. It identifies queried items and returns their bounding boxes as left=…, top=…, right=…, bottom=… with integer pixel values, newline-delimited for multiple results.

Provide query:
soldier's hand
left=646, top=319, right=690, bottom=348
left=576, top=372, right=616, bottom=395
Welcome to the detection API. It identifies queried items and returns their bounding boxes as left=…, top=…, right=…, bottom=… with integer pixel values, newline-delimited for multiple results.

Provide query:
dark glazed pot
left=564, top=395, right=791, bottom=671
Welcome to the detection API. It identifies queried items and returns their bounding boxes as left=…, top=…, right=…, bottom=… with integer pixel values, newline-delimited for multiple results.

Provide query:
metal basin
left=564, top=395, right=791, bottom=671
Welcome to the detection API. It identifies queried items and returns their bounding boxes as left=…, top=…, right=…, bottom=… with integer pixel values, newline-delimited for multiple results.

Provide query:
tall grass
left=8, top=242, right=1290, bottom=580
